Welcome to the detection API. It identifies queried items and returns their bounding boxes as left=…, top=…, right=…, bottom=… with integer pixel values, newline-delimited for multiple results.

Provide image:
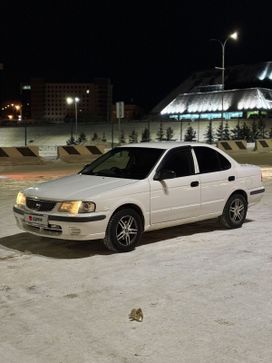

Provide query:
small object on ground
left=129, top=308, right=143, bottom=322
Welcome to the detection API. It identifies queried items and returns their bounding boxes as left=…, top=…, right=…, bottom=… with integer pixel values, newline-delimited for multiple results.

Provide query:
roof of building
left=151, top=61, right=272, bottom=114
left=160, top=88, right=272, bottom=115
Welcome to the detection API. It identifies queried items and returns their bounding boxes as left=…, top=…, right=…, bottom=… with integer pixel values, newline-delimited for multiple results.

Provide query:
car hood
left=24, top=174, right=138, bottom=200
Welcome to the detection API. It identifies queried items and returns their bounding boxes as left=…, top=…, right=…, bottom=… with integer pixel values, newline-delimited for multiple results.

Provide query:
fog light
left=69, top=227, right=81, bottom=236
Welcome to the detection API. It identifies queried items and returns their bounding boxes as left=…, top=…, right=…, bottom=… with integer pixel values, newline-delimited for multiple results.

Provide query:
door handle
left=191, top=181, right=199, bottom=187
left=228, top=176, right=235, bottom=181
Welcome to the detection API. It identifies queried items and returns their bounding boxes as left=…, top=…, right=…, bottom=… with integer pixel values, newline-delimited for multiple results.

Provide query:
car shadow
left=140, top=218, right=253, bottom=246
left=0, top=233, right=111, bottom=259
left=0, top=218, right=253, bottom=259
left=140, top=219, right=218, bottom=246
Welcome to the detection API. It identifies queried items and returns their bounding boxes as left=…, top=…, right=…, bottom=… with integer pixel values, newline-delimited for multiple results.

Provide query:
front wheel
left=103, top=208, right=143, bottom=252
left=220, top=193, right=248, bottom=229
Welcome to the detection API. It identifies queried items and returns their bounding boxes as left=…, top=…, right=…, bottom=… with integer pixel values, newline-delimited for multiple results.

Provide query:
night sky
left=1, top=0, right=272, bottom=111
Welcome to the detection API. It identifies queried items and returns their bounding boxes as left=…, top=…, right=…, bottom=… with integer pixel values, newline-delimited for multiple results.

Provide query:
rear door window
left=193, top=146, right=231, bottom=173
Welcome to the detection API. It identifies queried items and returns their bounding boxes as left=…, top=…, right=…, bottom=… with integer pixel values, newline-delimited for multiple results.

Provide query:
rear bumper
left=248, top=187, right=265, bottom=207
left=249, top=187, right=265, bottom=196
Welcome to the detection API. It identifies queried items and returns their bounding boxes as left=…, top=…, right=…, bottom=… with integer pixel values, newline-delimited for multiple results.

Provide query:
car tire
left=103, top=208, right=143, bottom=252
left=220, top=193, right=248, bottom=229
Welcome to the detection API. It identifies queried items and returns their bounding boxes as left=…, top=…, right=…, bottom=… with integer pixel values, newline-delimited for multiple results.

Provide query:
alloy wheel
left=229, top=198, right=245, bottom=224
left=116, top=215, right=138, bottom=246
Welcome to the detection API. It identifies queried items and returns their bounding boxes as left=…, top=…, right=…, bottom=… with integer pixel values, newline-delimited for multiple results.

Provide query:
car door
left=192, top=146, right=236, bottom=216
left=150, top=146, right=200, bottom=224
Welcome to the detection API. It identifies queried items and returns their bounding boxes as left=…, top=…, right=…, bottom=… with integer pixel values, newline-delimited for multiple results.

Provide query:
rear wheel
left=103, top=208, right=143, bottom=252
left=220, top=193, right=247, bottom=229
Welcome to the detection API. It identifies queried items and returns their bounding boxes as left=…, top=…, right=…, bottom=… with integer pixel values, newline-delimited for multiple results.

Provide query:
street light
left=66, top=97, right=80, bottom=140
left=15, top=104, right=27, bottom=146
left=210, top=31, right=238, bottom=135
left=211, top=31, right=238, bottom=91
left=15, top=104, right=22, bottom=120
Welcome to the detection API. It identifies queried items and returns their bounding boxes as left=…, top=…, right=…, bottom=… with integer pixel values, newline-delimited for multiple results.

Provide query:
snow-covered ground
left=0, top=156, right=272, bottom=363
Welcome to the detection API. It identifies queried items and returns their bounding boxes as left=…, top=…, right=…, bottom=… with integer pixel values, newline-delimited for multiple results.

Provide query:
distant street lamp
left=66, top=97, right=80, bottom=140
left=211, top=31, right=238, bottom=91
left=15, top=104, right=26, bottom=146
left=211, top=31, right=238, bottom=134
left=15, top=104, right=22, bottom=121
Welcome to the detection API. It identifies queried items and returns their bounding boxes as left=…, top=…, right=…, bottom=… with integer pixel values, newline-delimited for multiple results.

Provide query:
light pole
left=211, top=31, right=238, bottom=91
left=211, top=31, right=238, bottom=136
left=66, top=97, right=80, bottom=140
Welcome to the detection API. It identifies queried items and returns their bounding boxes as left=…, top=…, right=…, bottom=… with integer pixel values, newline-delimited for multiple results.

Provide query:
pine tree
left=205, top=121, right=214, bottom=144
left=184, top=126, right=196, bottom=141
left=129, top=129, right=138, bottom=143
left=166, top=127, right=174, bottom=141
left=66, top=135, right=76, bottom=145
left=77, top=132, right=87, bottom=144
left=92, top=132, right=98, bottom=142
left=156, top=122, right=164, bottom=141
left=141, top=128, right=150, bottom=142
left=250, top=120, right=260, bottom=141
left=231, top=122, right=242, bottom=140
left=101, top=132, right=107, bottom=142
left=216, top=123, right=224, bottom=141
left=222, top=121, right=230, bottom=140
left=240, top=122, right=251, bottom=141
left=257, top=118, right=266, bottom=138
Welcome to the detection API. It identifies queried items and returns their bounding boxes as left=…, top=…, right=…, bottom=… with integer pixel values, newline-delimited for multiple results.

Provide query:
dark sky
left=1, top=0, right=272, bottom=111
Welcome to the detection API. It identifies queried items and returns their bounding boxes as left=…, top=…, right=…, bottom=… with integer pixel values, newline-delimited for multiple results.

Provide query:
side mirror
left=154, top=169, right=176, bottom=181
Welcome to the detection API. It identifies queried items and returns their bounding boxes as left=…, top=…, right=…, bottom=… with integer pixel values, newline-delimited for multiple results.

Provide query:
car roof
left=115, top=142, right=239, bottom=166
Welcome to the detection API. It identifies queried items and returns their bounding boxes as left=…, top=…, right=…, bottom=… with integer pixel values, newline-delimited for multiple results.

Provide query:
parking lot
left=0, top=156, right=272, bottom=363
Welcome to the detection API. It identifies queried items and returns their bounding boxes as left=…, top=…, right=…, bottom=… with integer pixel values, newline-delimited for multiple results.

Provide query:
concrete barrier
left=58, top=144, right=108, bottom=162
left=39, top=145, right=58, bottom=160
left=0, top=146, right=43, bottom=165
left=217, top=140, right=248, bottom=153
left=254, top=139, right=272, bottom=152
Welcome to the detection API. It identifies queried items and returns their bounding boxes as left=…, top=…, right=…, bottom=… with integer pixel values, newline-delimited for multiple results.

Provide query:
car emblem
left=35, top=202, right=41, bottom=210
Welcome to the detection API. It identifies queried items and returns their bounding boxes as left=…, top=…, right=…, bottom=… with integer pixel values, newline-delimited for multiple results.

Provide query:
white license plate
left=24, top=213, right=48, bottom=227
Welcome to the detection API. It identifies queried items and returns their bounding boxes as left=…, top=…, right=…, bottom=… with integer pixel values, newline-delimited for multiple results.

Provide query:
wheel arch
left=228, top=189, right=248, bottom=204
left=111, top=203, right=145, bottom=229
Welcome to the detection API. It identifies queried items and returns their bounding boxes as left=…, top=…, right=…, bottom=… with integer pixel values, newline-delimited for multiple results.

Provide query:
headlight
left=58, top=201, right=96, bottom=214
left=16, top=192, right=26, bottom=206
left=78, top=201, right=96, bottom=213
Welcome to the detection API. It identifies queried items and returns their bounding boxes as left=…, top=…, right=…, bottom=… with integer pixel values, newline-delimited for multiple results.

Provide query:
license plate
left=24, top=213, right=48, bottom=227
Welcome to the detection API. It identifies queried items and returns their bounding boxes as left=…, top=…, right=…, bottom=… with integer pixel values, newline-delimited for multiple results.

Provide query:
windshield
left=79, top=147, right=165, bottom=179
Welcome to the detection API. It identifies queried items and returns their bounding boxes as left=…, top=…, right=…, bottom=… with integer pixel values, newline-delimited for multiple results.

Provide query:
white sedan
left=13, top=143, right=265, bottom=252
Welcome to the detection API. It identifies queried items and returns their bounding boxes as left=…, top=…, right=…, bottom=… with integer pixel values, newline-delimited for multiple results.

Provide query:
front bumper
left=13, top=206, right=107, bottom=240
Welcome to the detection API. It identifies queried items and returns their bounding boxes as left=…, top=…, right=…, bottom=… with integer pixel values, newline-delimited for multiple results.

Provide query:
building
left=20, top=83, right=31, bottom=119
left=151, top=61, right=272, bottom=121
left=31, top=78, right=112, bottom=123
left=160, top=88, right=272, bottom=121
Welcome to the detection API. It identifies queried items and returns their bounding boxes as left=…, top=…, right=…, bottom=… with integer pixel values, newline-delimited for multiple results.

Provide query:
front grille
left=24, top=223, right=62, bottom=236
left=26, top=198, right=56, bottom=212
